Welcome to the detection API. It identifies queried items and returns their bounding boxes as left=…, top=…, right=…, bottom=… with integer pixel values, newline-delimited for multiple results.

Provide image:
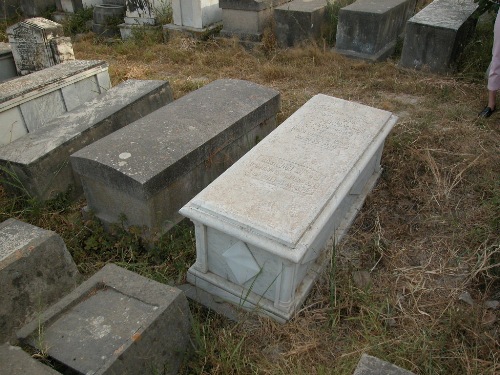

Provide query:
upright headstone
left=7, top=18, right=75, bottom=76
left=180, top=94, right=397, bottom=322
left=399, top=0, right=478, bottom=73
left=0, top=218, right=81, bottom=342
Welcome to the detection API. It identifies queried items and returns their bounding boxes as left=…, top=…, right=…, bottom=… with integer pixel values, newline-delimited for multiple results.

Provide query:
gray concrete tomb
left=219, top=0, right=292, bottom=42
left=335, top=0, right=416, bottom=61
left=17, top=263, right=192, bottom=375
left=70, top=79, right=281, bottom=235
left=0, top=79, right=173, bottom=201
left=181, top=94, right=397, bottom=322
left=0, top=218, right=80, bottom=343
left=399, top=0, right=478, bottom=73
left=0, top=60, right=111, bottom=146
left=274, top=0, right=328, bottom=48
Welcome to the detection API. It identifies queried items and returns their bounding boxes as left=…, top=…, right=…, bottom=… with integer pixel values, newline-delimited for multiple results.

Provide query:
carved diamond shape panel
left=222, top=241, right=260, bottom=285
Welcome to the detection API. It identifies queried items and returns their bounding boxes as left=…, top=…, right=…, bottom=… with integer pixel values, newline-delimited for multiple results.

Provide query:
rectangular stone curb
left=0, top=343, right=61, bottom=375
left=0, top=218, right=80, bottom=343
left=0, top=79, right=173, bottom=201
left=17, top=263, right=192, bottom=375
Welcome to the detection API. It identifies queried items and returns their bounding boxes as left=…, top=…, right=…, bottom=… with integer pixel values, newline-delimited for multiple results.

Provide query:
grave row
left=41, top=0, right=479, bottom=74
left=0, top=220, right=414, bottom=374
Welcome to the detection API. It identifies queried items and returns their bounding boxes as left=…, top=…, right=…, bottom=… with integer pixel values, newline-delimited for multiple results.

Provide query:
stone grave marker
left=400, top=0, right=478, bottom=73
left=17, top=264, right=192, bottom=375
left=274, top=0, right=328, bottom=48
left=0, top=60, right=111, bottom=145
left=7, top=18, right=75, bottom=76
left=219, top=0, right=291, bottom=44
left=180, top=94, right=397, bottom=322
left=0, top=79, right=173, bottom=201
left=335, top=0, right=416, bottom=61
left=0, top=218, right=80, bottom=343
left=71, top=79, right=280, bottom=236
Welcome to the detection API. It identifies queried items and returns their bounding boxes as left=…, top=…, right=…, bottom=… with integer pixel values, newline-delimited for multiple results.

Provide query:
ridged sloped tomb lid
left=182, top=94, right=397, bottom=252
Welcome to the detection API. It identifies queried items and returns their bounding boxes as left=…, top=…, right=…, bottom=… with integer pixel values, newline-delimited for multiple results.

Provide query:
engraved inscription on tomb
left=13, top=25, right=36, bottom=69
left=290, top=111, right=367, bottom=151
left=248, top=155, right=325, bottom=195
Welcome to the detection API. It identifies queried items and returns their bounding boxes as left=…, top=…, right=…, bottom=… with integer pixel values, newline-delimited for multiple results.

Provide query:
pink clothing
left=488, top=12, right=500, bottom=91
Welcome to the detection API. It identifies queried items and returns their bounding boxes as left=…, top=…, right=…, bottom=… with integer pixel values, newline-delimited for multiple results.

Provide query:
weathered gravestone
left=0, top=218, right=80, bottom=343
left=17, top=264, right=192, bottom=375
left=353, top=354, right=416, bottom=375
left=399, top=0, right=478, bottom=73
left=219, top=0, right=291, bottom=44
left=335, top=0, right=416, bottom=61
left=274, top=0, right=328, bottom=48
left=0, top=79, right=173, bottom=201
left=180, top=94, right=397, bottom=322
left=7, top=18, right=75, bottom=76
left=0, top=343, right=61, bottom=374
left=0, top=42, right=17, bottom=82
left=71, top=79, right=280, bottom=236
left=0, top=60, right=111, bottom=146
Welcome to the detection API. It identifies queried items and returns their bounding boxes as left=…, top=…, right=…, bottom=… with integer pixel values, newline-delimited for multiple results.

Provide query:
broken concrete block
left=353, top=353, right=416, bottom=375
left=0, top=343, right=61, bottom=374
left=0, top=218, right=80, bottom=343
left=17, top=264, right=192, bottom=375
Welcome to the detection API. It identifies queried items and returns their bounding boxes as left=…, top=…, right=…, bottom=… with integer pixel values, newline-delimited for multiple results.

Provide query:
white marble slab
left=181, top=94, right=397, bottom=321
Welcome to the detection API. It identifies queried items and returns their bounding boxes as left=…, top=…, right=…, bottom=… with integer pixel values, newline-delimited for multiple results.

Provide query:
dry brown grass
left=1, top=18, right=499, bottom=374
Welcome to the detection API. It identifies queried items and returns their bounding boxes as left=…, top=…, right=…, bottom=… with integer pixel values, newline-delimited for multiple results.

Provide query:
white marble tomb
left=172, top=0, right=222, bottom=30
left=180, top=94, right=397, bottom=322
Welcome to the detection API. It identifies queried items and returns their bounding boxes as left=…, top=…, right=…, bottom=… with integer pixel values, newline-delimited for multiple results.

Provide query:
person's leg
left=488, top=89, right=497, bottom=110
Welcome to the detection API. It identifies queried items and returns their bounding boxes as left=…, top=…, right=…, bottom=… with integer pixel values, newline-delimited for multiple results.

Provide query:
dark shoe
left=478, top=106, right=495, bottom=118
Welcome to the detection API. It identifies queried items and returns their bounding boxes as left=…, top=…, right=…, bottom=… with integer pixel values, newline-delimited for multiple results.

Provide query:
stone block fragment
left=0, top=343, right=61, bottom=374
left=17, top=264, right=192, bottom=375
left=0, top=218, right=80, bottom=342
left=353, top=353, right=416, bottom=375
